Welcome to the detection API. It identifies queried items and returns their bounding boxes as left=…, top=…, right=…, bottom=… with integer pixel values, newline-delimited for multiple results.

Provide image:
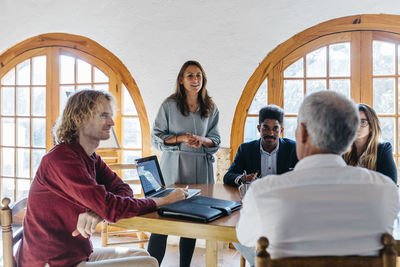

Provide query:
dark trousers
left=147, top=233, right=196, bottom=267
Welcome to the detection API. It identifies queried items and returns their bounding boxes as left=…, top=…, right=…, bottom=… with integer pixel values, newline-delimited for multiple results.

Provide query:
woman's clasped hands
left=185, top=132, right=204, bottom=148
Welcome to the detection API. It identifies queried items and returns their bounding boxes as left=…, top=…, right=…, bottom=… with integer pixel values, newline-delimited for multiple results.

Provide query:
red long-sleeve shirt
left=16, top=143, right=156, bottom=267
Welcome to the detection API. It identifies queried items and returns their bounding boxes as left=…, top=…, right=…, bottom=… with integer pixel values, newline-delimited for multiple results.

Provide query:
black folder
left=157, top=195, right=241, bottom=223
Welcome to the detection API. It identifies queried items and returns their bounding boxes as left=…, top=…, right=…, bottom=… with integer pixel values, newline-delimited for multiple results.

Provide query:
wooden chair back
left=107, top=163, right=142, bottom=198
left=101, top=163, right=149, bottom=248
left=1, top=197, right=28, bottom=267
left=255, top=234, right=398, bottom=267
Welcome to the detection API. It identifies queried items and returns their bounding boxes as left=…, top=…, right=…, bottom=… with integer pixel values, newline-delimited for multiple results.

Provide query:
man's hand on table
left=152, top=188, right=188, bottom=207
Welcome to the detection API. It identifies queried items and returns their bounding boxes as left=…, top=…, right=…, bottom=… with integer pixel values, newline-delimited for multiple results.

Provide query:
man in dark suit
left=224, top=105, right=298, bottom=187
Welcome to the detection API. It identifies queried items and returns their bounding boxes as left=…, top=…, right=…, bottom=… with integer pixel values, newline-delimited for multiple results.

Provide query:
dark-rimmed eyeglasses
left=360, top=119, right=369, bottom=127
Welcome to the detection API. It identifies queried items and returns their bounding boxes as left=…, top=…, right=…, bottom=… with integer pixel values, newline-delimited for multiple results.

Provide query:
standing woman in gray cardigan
left=148, top=60, right=220, bottom=267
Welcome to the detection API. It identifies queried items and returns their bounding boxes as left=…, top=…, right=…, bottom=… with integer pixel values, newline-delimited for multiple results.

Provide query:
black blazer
left=223, top=138, right=298, bottom=187
left=376, top=142, right=397, bottom=184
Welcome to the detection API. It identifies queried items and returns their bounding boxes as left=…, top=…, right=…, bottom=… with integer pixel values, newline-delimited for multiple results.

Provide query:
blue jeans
left=233, top=242, right=256, bottom=267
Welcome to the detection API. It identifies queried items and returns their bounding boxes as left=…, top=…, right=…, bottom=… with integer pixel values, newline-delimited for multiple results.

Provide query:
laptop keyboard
left=153, top=188, right=174, bottom=197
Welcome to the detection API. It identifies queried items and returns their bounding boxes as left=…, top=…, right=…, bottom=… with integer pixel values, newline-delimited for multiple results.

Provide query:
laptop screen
left=135, top=156, right=165, bottom=195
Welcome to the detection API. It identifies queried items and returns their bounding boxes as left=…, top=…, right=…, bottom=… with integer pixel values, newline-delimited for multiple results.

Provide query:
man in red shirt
left=16, top=90, right=187, bottom=267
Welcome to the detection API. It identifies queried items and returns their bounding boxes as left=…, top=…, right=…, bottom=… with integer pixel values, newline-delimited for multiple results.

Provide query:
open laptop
left=135, top=155, right=200, bottom=198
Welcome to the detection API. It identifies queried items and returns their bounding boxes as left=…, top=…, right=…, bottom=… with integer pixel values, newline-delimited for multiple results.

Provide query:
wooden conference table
left=113, top=184, right=241, bottom=267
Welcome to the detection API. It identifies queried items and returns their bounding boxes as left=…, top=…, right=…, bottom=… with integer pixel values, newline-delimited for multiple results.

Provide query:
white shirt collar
left=294, top=154, right=347, bottom=171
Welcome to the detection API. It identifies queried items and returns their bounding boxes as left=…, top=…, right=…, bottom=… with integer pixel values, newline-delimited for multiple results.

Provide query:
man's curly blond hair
left=54, top=90, right=115, bottom=144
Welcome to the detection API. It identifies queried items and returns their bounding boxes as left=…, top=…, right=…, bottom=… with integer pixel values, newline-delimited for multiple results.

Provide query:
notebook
left=135, top=155, right=200, bottom=198
left=158, top=195, right=242, bottom=223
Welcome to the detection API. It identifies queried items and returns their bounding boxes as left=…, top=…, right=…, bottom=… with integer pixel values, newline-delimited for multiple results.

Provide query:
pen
left=185, top=185, right=189, bottom=190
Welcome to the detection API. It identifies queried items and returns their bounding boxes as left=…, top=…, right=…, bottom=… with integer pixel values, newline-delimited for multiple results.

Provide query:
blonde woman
left=343, top=103, right=397, bottom=183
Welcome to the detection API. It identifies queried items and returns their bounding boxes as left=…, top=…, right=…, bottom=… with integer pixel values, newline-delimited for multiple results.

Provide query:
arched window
left=233, top=15, right=400, bottom=176
left=0, top=33, right=150, bottom=201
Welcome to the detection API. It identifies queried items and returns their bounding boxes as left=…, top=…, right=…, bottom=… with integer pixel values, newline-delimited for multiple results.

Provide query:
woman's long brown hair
left=169, top=60, right=214, bottom=118
left=343, top=103, right=381, bottom=170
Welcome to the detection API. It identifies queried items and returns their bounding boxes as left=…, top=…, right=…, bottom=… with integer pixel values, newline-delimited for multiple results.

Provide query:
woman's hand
left=185, top=132, right=203, bottom=148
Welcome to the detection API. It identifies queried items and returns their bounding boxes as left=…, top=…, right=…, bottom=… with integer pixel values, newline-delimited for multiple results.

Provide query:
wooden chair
left=255, top=234, right=399, bottom=267
left=1, top=197, right=28, bottom=267
left=101, top=163, right=149, bottom=248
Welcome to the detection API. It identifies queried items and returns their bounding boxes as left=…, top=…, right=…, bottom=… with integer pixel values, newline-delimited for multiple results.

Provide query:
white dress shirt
left=260, top=140, right=279, bottom=177
left=236, top=154, right=399, bottom=259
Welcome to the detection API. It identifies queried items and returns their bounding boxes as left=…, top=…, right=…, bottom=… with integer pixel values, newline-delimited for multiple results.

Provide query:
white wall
left=1, top=0, right=399, bottom=147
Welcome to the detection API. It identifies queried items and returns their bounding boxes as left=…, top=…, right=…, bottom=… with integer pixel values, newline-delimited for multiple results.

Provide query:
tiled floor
left=0, top=228, right=244, bottom=267
left=91, top=233, right=244, bottom=267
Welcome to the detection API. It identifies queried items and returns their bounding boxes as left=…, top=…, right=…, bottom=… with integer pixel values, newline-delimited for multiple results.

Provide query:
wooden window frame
left=0, top=33, right=151, bottom=156
left=232, top=14, right=400, bottom=162
left=0, top=33, right=151, bottom=199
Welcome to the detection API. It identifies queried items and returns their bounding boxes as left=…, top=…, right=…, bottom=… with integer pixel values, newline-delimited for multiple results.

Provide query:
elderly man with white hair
left=236, top=91, right=399, bottom=265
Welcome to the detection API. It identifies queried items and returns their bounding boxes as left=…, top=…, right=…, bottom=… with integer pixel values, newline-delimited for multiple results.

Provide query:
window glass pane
left=284, top=80, right=303, bottom=114
left=122, top=150, right=142, bottom=164
left=1, top=86, right=15, bottom=115
left=2, top=178, right=14, bottom=203
left=249, top=81, right=267, bottom=115
left=17, top=179, right=30, bottom=201
left=122, top=150, right=141, bottom=180
left=122, top=85, right=137, bottom=115
left=17, top=118, right=30, bottom=147
left=32, top=87, right=46, bottom=116
left=244, top=117, right=259, bottom=143
left=306, top=47, right=326, bottom=77
left=380, top=117, right=395, bottom=150
left=283, top=117, right=297, bottom=141
left=32, top=118, right=46, bottom=147
left=32, top=56, right=46, bottom=85
left=77, top=84, right=92, bottom=90
left=130, top=184, right=142, bottom=196
left=77, top=59, right=92, bottom=83
left=122, top=117, right=142, bottom=148
left=2, top=148, right=14, bottom=176
left=373, top=41, right=395, bottom=75
left=60, top=55, right=75, bottom=84
left=17, top=148, right=30, bottom=178
left=32, top=149, right=45, bottom=177
left=94, top=67, right=109, bottom=83
left=399, top=46, right=400, bottom=75
left=16, top=86, right=30, bottom=116
left=306, top=79, right=326, bottom=95
left=284, top=58, right=304, bottom=78
left=16, top=59, right=30, bottom=85
left=60, top=86, right=75, bottom=114
left=329, top=43, right=350, bottom=77
left=2, top=118, right=15, bottom=146
left=373, top=78, right=395, bottom=114
left=94, top=84, right=108, bottom=91
left=329, top=79, right=350, bottom=99
left=1, top=68, right=15, bottom=85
